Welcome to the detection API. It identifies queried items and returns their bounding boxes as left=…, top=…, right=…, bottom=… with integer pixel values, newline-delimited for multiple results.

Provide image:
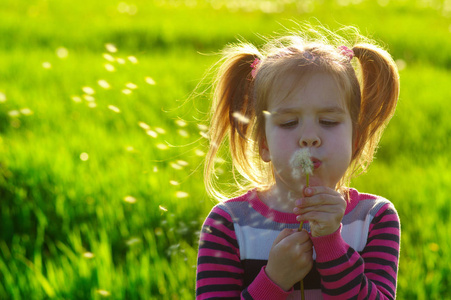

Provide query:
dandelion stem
left=297, top=173, right=309, bottom=300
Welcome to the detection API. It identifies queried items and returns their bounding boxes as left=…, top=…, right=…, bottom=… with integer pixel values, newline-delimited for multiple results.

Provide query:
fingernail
left=295, top=199, right=302, bottom=206
left=296, top=215, right=302, bottom=221
left=305, top=188, right=312, bottom=195
left=293, top=207, right=300, bottom=213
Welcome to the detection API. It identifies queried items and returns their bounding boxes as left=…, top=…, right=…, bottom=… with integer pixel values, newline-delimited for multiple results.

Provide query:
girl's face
left=260, top=72, right=353, bottom=195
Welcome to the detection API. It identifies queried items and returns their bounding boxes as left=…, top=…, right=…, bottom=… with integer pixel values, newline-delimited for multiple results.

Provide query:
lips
left=311, top=157, right=322, bottom=169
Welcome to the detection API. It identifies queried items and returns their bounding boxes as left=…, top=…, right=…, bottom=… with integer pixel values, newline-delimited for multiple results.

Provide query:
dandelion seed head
left=290, top=148, right=313, bottom=178
left=108, top=105, right=121, bottom=113
left=98, top=79, right=111, bottom=89
left=105, top=43, right=118, bottom=53
left=105, top=63, right=115, bottom=72
left=125, top=82, right=138, bottom=89
left=232, top=111, right=250, bottom=124
left=83, top=252, right=95, bottom=259
left=82, top=86, right=95, bottom=95
left=103, top=53, right=115, bottom=62
left=176, top=191, right=189, bottom=198
left=127, top=56, right=138, bottom=64
left=124, top=195, right=137, bottom=203
left=56, top=47, right=69, bottom=58
left=42, top=62, right=52, bottom=69
left=145, top=76, right=156, bottom=85
left=80, top=152, right=89, bottom=161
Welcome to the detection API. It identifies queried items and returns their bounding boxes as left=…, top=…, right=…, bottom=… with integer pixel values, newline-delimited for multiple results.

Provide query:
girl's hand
left=293, top=186, right=347, bottom=237
left=265, top=228, right=313, bottom=291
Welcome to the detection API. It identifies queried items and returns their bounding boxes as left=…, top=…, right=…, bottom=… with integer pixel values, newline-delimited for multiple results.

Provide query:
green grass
left=1, top=0, right=450, bottom=299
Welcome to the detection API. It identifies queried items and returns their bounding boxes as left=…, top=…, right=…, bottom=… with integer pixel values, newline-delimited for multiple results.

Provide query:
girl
left=196, top=25, right=400, bottom=299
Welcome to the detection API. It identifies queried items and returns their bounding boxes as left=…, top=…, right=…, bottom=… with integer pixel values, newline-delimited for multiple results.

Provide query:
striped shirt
left=196, top=188, right=400, bottom=299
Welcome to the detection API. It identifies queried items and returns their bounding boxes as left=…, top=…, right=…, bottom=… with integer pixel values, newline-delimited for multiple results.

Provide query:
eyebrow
left=272, top=106, right=347, bottom=115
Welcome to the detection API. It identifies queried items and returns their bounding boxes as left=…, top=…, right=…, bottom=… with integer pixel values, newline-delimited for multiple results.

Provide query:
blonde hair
left=204, top=25, right=400, bottom=201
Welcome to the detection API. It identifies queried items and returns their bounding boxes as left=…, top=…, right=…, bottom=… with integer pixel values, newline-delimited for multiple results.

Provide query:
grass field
left=1, top=0, right=450, bottom=299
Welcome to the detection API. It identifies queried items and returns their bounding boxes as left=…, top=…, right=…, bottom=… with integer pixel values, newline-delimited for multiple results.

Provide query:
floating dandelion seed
left=156, top=143, right=168, bottom=150
left=82, top=86, right=95, bottom=95
left=195, top=149, right=205, bottom=156
left=126, top=237, right=141, bottom=246
left=145, top=76, right=156, bottom=85
left=0, top=92, right=6, bottom=103
left=19, top=108, right=33, bottom=116
left=170, top=162, right=183, bottom=170
left=83, top=252, right=95, bottom=259
left=153, top=166, right=158, bottom=172
left=80, top=152, right=89, bottom=161
left=98, top=80, right=111, bottom=89
left=88, top=102, right=97, bottom=108
left=176, top=160, right=188, bottom=166
left=122, top=89, right=132, bottom=95
left=8, top=110, right=20, bottom=117
left=105, top=43, right=118, bottom=53
left=103, top=53, right=115, bottom=62
left=176, top=119, right=187, bottom=127
left=71, top=96, right=82, bottom=103
left=125, top=82, right=138, bottom=89
left=124, top=196, right=137, bottom=203
left=159, top=205, right=168, bottom=212
left=138, top=121, right=150, bottom=130
left=146, top=130, right=157, bottom=138
left=176, top=191, right=189, bottom=198
left=42, top=62, right=52, bottom=69
left=116, top=57, right=126, bottom=64
left=108, top=105, right=121, bottom=113
left=232, top=111, right=250, bottom=124
left=155, top=127, right=166, bottom=134
left=83, top=95, right=95, bottom=102
left=263, top=110, right=271, bottom=116
left=197, top=124, right=208, bottom=131
left=170, top=180, right=180, bottom=186
left=105, top=63, right=115, bottom=72
left=178, top=129, right=189, bottom=137
left=127, top=56, right=138, bottom=64
left=125, top=146, right=135, bottom=152
left=200, top=131, right=208, bottom=139
left=56, top=47, right=69, bottom=58
left=96, top=289, right=111, bottom=297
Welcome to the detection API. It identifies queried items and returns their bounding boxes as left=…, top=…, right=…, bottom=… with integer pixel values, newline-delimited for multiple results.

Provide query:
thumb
left=272, top=228, right=295, bottom=246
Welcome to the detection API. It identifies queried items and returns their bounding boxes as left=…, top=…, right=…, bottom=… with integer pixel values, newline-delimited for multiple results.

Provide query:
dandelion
left=105, top=43, right=118, bottom=53
left=108, top=105, right=121, bottom=113
left=145, top=76, right=156, bottom=85
left=124, top=195, right=137, bottom=203
left=56, top=47, right=69, bottom=59
left=80, top=152, right=89, bottom=161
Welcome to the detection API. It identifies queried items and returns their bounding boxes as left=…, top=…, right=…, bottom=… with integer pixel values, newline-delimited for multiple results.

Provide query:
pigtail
left=205, top=44, right=261, bottom=199
left=352, top=43, right=400, bottom=171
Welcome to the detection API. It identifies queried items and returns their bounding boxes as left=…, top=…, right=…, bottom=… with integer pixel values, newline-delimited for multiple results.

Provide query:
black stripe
left=361, top=245, right=399, bottom=258
left=365, top=269, right=396, bottom=286
left=200, top=240, right=237, bottom=254
left=197, top=256, right=242, bottom=268
left=366, top=233, right=400, bottom=244
left=202, top=225, right=239, bottom=249
left=316, top=247, right=355, bottom=269
left=372, top=221, right=400, bottom=231
left=209, top=212, right=235, bottom=230
left=370, top=279, right=395, bottom=298
left=204, top=298, right=239, bottom=300
left=196, top=284, right=242, bottom=296
left=321, top=257, right=363, bottom=282
left=371, top=208, right=396, bottom=224
left=197, top=270, right=242, bottom=280
left=321, top=273, right=363, bottom=295
left=242, top=288, right=253, bottom=300
left=364, top=257, right=397, bottom=273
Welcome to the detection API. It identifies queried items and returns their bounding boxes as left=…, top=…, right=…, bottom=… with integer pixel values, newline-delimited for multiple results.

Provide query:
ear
left=259, top=137, right=271, bottom=162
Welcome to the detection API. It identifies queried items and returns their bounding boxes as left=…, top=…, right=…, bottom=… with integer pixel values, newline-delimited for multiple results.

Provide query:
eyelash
left=279, top=120, right=339, bottom=128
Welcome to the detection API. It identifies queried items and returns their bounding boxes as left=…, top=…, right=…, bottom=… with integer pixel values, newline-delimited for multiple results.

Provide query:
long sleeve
left=196, top=206, right=292, bottom=299
left=312, top=203, right=400, bottom=299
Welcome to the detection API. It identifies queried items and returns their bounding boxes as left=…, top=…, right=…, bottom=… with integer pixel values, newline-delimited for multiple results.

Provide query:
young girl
left=196, top=25, right=400, bottom=299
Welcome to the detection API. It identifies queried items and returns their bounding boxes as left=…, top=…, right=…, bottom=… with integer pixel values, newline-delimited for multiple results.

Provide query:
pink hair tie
left=338, top=46, right=354, bottom=61
left=250, top=58, right=261, bottom=78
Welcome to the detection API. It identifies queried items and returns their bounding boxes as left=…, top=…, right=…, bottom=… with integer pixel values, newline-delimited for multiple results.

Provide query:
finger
left=282, top=230, right=311, bottom=245
left=303, top=186, right=339, bottom=197
left=272, top=228, right=295, bottom=246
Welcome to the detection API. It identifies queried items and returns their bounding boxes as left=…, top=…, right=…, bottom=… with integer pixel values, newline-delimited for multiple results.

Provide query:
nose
left=299, top=127, right=321, bottom=148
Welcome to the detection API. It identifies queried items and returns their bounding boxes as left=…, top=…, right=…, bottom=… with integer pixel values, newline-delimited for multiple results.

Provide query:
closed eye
left=280, top=120, right=298, bottom=128
left=320, top=120, right=339, bottom=127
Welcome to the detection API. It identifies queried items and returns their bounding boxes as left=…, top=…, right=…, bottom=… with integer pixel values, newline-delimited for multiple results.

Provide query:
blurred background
left=0, top=0, right=450, bottom=299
